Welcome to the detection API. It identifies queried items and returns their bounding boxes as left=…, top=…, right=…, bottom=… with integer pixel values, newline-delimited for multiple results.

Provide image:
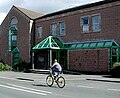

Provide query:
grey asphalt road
left=0, top=71, right=120, bottom=98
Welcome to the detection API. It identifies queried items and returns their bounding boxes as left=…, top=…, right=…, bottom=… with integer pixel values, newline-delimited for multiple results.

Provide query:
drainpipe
left=29, top=20, right=33, bottom=63
left=32, top=52, right=34, bottom=69
left=50, top=50, right=52, bottom=67
left=49, top=37, right=52, bottom=67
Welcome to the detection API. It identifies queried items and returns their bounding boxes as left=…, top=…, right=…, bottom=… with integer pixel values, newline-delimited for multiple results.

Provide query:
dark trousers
left=52, top=68, right=60, bottom=76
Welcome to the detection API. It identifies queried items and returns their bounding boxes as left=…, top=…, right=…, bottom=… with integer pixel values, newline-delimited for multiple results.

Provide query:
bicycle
left=46, top=69, right=65, bottom=88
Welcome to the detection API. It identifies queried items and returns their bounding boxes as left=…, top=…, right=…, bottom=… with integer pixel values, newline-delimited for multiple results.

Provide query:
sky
left=0, top=0, right=102, bottom=25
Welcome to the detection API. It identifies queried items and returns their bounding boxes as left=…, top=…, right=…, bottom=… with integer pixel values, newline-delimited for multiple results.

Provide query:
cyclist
left=51, top=59, right=62, bottom=78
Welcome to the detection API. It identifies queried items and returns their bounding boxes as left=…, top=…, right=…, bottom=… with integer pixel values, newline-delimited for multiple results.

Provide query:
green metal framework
left=32, top=36, right=120, bottom=71
left=64, top=39, right=120, bottom=71
left=33, top=36, right=64, bottom=50
left=12, top=47, right=20, bottom=66
left=64, top=39, right=119, bottom=50
left=32, top=36, right=65, bottom=67
left=8, top=26, right=17, bottom=51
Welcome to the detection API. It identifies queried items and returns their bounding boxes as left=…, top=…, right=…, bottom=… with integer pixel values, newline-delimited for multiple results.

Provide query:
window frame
left=51, top=23, right=57, bottom=35
left=80, top=16, right=89, bottom=33
left=92, top=14, right=101, bottom=32
left=8, top=26, right=18, bottom=51
left=36, top=26, right=42, bottom=38
left=59, top=21, right=65, bottom=35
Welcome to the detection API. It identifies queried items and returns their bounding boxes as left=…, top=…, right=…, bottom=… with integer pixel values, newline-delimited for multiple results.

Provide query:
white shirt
left=53, top=62, right=62, bottom=71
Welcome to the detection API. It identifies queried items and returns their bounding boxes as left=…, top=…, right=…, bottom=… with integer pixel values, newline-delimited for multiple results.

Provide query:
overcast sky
left=0, top=0, right=102, bottom=24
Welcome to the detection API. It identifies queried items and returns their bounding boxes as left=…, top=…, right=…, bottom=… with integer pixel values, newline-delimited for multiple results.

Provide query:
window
left=9, top=30, right=12, bottom=51
left=12, top=30, right=17, bottom=47
left=51, top=23, right=57, bottom=35
left=8, top=27, right=17, bottom=51
left=59, top=21, right=65, bottom=35
left=36, top=26, right=42, bottom=38
left=9, top=17, right=18, bottom=51
left=81, top=17, right=89, bottom=32
left=10, top=17, right=18, bottom=26
left=92, top=15, right=100, bottom=32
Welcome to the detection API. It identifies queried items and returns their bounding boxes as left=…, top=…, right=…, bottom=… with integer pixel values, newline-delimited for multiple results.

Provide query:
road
left=0, top=72, right=120, bottom=98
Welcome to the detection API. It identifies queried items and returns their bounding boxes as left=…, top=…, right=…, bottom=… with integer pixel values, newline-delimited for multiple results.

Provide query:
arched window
left=9, top=17, right=20, bottom=66
left=10, top=17, right=18, bottom=26
left=8, top=17, right=18, bottom=51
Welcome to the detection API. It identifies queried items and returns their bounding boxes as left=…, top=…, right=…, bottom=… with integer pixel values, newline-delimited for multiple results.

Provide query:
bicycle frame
left=46, top=69, right=65, bottom=88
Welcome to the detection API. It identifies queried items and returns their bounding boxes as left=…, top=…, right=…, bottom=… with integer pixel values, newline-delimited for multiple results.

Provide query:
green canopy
left=64, top=39, right=119, bottom=50
left=32, top=36, right=64, bottom=50
left=33, top=37, right=119, bottom=50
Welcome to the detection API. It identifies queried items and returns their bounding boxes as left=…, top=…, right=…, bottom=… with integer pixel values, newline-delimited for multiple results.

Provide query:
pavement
left=0, top=71, right=120, bottom=83
left=86, top=75, right=120, bottom=83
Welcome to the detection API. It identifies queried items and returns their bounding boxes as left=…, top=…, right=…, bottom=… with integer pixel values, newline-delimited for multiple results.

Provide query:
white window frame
left=92, top=14, right=101, bottom=32
left=36, top=26, right=42, bottom=38
left=81, top=16, right=89, bottom=33
left=59, top=21, right=65, bottom=35
left=51, top=23, right=57, bottom=35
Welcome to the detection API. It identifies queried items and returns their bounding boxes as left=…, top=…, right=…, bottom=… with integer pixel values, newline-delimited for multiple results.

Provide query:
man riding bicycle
left=46, top=59, right=65, bottom=88
left=51, top=59, right=62, bottom=78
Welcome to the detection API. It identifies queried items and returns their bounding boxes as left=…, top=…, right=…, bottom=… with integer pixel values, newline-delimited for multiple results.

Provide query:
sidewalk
left=85, top=75, right=120, bottom=83
left=63, top=70, right=120, bottom=83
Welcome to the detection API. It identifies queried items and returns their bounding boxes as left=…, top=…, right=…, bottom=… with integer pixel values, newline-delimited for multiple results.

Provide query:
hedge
left=111, top=62, right=120, bottom=76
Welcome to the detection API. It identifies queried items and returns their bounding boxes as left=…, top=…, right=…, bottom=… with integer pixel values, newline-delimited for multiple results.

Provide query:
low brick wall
left=68, top=48, right=109, bottom=72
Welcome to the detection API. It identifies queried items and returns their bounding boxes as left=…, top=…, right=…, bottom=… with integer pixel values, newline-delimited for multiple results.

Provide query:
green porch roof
left=64, top=39, right=119, bottom=50
left=32, top=36, right=64, bottom=50
left=33, top=36, right=119, bottom=51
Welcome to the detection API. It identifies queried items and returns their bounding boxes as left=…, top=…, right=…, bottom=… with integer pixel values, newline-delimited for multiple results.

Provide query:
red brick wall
left=34, top=1, right=120, bottom=72
left=69, top=49, right=109, bottom=72
left=0, top=7, right=30, bottom=64
left=35, top=1, right=120, bottom=44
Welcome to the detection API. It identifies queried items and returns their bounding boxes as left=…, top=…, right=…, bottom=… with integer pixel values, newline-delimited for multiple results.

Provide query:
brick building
left=0, top=0, right=120, bottom=72
left=33, top=0, right=120, bottom=72
left=0, top=5, right=42, bottom=67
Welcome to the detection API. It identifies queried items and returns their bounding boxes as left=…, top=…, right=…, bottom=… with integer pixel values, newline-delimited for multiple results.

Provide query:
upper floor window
left=51, top=23, right=57, bottom=35
left=92, top=15, right=100, bottom=32
left=36, top=26, right=42, bottom=38
left=81, top=17, right=89, bottom=32
left=59, top=21, right=65, bottom=35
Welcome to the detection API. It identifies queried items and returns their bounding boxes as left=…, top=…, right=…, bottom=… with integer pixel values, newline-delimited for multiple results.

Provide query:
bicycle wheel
left=57, top=76, right=65, bottom=88
left=46, top=75, right=54, bottom=87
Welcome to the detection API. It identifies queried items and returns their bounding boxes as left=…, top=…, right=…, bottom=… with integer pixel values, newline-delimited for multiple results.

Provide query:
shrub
left=4, top=64, right=12, bottom=71
left=111, top=62, right=120, bottom=76
left=0, top=62, right=12, bottom=71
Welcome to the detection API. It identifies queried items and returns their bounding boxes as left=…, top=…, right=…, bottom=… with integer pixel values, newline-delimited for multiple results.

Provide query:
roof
left=32, top=36, right=64, bottom=50
left=32, top=36, right=119, bottom=51
left=14, top=6, right=43, bottom=19
left=64, top=39, right=119, bottom=50
left=36, top=0, right=119, bottom=20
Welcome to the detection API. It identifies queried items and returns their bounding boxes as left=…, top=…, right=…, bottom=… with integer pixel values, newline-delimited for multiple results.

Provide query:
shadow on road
left=32, top=84, right=57, bottom=88
left=103, top=75, right=120, bottom=78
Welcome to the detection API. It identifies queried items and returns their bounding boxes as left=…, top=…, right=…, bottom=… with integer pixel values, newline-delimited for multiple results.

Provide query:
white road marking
left=0, top=76, right=32, bottom=82
left=78, top=85, right=94, bottom=88
left=108, top=88, right=120, bottom=92
left=0, top=76, right=16, bottom=80
left=7, top=83, right=52, bottom=94
left=0, top=84, right=47, bottom=95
